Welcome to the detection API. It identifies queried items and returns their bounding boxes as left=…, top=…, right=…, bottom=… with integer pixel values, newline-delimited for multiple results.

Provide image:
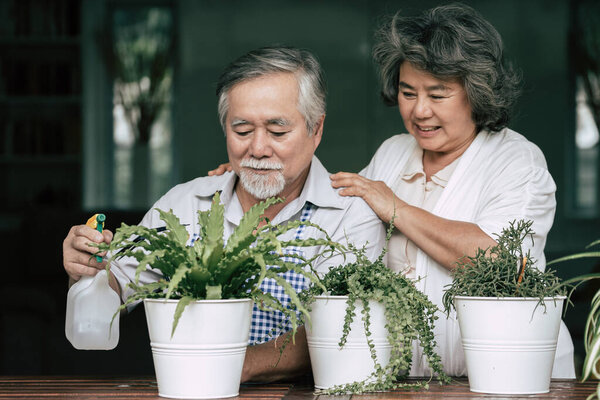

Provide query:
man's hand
left=207, top=162, right=232, bottom=176
left=63, top=225, right=113, bottom=282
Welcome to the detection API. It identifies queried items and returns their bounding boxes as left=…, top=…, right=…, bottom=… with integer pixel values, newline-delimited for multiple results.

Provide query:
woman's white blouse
left=360, top=129, right=575, bottom=379
left=388, top=145, right=460, bottom=279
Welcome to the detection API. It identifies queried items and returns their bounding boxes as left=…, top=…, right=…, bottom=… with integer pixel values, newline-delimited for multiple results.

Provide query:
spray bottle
left=65, top=214, right=120, bottom=350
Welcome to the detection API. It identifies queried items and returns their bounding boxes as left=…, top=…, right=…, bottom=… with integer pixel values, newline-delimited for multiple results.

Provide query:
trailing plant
left=548, top=239, right=600, bottom=400
left=98, top=192, right=342, bottom=337
left=301, top=225, right=450, bottom=394
left=442, top=219, right=568, bottom=314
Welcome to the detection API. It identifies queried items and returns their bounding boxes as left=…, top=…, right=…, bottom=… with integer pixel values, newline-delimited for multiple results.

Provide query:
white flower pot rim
left=454, top=295, right=566, bottom=301
left=144, top=298, right=253, bottom=304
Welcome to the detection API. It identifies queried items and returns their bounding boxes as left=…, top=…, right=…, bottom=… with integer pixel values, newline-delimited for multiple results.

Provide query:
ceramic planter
left=144, top=298, right=253, bottom=399
left=306, top=295, right=391, bottom=389
left=454, top=296, right=565, bottom=394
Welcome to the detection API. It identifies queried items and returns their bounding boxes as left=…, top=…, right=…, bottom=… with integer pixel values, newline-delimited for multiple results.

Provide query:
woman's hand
left=208, top=162, right=232, bottom=176
left=330, top=172, right=404, bottom=223
left=331, top=171, right=497, bottom=269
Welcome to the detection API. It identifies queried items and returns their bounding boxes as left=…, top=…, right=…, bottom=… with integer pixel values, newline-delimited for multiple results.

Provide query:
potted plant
left=442, top=219, right=568, bottom=395
left=99, top=193, right=340, bottom=399
left=301, top=229, right=450, bottom=395
left=547, top=238, right=600, bottom=399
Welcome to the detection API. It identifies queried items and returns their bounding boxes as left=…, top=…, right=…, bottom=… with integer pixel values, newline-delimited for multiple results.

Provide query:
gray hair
left=373, top=3, right=521, bottom=132
left=216, top=46, right=326, bottom=135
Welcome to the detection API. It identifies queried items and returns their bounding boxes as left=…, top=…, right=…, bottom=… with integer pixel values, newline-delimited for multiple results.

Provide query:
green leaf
left=586, top=239, right=600, bottom=249
left=582, top=334, right=600, bottom=381
left=193, top=236, right=205, bottom=258
left=166, top=263, right=190, bottom=299
left=562, top=273, right=600, bottom=287
left=215, top=251, right=252, bottom=285
left=133, top=249, right=166, bottom=284
left=188, top=266, right=211, bottom=285
left=225, top=197, right=282, bottom=253
left=547, top=252, right=600, bottom=266
left=197, top=209, right=210, bottom=233
left=268, top=273, right=311, bottom=330
left=157, top=208, right=190, bottom=246
left=202, top=192, right=225, bottom=270
left=171, top=296, right=194, bottom=338
left=205, top=285, right=222, bottom=300
left=240, top=252, right=267, bottom=291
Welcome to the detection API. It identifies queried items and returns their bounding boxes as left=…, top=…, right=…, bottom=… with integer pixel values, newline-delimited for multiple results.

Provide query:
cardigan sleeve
left=474, top=153, right=556, bottom=270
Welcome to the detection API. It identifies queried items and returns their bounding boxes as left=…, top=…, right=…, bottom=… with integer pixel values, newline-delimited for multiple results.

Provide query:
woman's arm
left=330, top=172, right=496, bottom=270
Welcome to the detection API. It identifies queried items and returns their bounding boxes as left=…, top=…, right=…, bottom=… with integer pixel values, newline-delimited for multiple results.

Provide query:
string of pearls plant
left=301, top=225, right=450, bottom=395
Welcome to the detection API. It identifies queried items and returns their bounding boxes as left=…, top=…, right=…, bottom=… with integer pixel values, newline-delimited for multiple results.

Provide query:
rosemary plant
left=302, top=227, right=450, bottom=394
left=442, top=220, right=567, bottom=314
left=98, top=192, right=341, bottom=337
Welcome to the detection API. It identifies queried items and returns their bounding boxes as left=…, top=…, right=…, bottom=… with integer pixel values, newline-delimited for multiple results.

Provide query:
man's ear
left=313, top=115, right=325, bottom=138
left=311, top=115, right=325, bottom=150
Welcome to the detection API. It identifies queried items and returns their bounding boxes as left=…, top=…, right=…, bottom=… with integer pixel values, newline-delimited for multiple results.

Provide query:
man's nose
left=414, top=97, right=433, bottom=119
left=248, top=130, right=273, bottom=158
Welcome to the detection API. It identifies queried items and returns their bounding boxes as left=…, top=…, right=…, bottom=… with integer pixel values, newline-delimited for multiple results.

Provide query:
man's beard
left=238, top=158, right=285, bottom=199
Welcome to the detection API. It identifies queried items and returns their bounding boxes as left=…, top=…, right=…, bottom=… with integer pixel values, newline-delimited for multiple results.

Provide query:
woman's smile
left=414, top=124, right=442, bottom=137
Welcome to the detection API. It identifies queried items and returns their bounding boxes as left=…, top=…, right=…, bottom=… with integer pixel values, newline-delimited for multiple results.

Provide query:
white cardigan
left=361, top=129, right=575, bottom=378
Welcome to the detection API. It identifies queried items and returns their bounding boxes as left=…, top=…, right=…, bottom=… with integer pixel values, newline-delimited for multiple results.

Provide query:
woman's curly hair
left=374, top=3, right=521, bottom=132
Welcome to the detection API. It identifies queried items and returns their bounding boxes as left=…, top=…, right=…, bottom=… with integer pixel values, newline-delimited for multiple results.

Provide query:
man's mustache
left=240, top=159, right=283, bottom=170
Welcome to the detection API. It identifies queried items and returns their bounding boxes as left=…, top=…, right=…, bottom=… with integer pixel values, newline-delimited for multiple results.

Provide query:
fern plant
left=301, top=226, right=450, bottom=394
left=99, top=192, right=341, bottom=337
left=442, top=219, right=567, bottom=314
left=548, top=239, right=600, bottom=399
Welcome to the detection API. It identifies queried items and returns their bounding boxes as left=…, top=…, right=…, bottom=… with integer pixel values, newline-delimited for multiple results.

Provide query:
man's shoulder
left=307, top=176, right=386, bottom=264
left=311, top=185, right=382, bottom=228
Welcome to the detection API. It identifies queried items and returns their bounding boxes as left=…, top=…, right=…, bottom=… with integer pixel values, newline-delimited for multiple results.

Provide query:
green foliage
left=548, top=238, right=600, bottom=398
left=301, top=226, right=450, bottom=394
left=99, top=192, right=341, bottom=337
left=442, top=220, right=567, bottom=314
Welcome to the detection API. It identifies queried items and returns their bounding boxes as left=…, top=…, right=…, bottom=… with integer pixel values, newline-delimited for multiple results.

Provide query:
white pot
left=306, top=295, right=391, bottom=389
left=455, top=296, right=565, bottom=394
left=144, top=298, right=253, bottom=399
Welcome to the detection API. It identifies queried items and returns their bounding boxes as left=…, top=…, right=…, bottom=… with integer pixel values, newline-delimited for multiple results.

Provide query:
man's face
left=225, top=72, right=322, bottom=200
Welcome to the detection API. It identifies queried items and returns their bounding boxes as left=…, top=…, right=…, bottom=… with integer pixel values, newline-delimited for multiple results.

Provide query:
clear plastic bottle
left=65, top=269, right=120, bottom=350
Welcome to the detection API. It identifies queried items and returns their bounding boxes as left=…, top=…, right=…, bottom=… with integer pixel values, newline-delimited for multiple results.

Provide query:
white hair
left=216, top=47, right=326, bottom=135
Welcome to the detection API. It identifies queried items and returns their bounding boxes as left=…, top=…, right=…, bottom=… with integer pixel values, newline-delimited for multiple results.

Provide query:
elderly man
left=63, top=46, right=385, bottom=382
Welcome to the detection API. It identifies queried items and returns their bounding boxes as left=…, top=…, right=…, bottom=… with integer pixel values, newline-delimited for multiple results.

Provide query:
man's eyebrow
left=267, top=118, right=291, bottom=126
left=231, top=119, right=250, bottom=127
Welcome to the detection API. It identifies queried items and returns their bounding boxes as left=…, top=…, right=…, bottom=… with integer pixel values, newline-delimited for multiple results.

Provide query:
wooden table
left=0, top=376, right=596, bottom=399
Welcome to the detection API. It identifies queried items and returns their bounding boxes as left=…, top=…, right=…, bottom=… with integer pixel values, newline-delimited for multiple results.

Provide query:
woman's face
left=397, top=62, right=477, bottom=157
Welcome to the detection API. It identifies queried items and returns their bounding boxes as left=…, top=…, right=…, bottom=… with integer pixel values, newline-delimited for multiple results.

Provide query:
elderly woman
left=330, top=4, right=575, bottom=378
